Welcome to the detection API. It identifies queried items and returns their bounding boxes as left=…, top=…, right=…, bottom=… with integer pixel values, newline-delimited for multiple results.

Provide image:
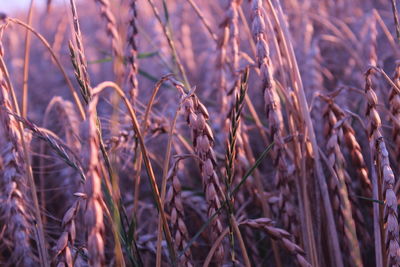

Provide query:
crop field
left=0, top=0, right=399, bottom=266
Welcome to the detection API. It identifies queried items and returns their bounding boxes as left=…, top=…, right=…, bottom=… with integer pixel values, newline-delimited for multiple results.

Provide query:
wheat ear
left=323, top=99, right=362, bottom=266
left=183, top=94, right=225, bottom=264
left=365, top=68, right=400, bottom=266
left=83, top=96, right=105, bottom=267
left=127, top=0, right=139, bottom=102
left=0, top=60, right=35, bottom=267
left=390, top=62, right=400, bottom=164
left=165, top=157, right=193, bottom=267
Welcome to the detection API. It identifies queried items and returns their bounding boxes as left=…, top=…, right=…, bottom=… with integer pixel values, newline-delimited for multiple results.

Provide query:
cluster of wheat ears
left=1, top=0, right=400, bottom=266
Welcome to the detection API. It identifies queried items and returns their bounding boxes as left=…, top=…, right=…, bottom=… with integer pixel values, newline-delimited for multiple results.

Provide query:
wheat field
left=0, top=0, right=399, bottom=266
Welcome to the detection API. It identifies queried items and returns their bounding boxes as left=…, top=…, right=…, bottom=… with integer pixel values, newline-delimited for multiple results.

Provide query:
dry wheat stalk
left=93, top=0, right=123, bottom=77
left=323, top=100, right=362, bottom=266
left=250, top=0, right=299, bottom=240
left=342, top=123, right=372, bottom=193
left=249, top=3, right=310, bottom=265
left=54, top=197, right=81, bottom=267
left=365, top=68, right=400, bottom=266
left=265, top=1, right=345, bottom=262
left=306, top=41, right=324, bottom=146
left=223, top=70, right=255, bottom=265
left=215, top=0, right=230, bottom=114
left=69, top=42, right=91, bottom=104
left=0, top=63, right=35, bottom=266
left=228, top=0, right=240, bottom=72
left=376, top=136, right=400, bottom=265
left=241, top=218, right=311, bottom=267
left=366, top=14, right=378, bottom=67
left=0, top=143, right=35, bottom=266
left=216, top=0, right=241, bottom=116
left=182, top=94, right=225, bottom=264
left=327, top=101, right=372, bottom=198
left=93, top=0, right=121, bottom=54
left=268, top=96, right=299, bottom=241
left=52, top=16, right=68, bottom=58
left=286, top=90, right=318, bottom=262
left=230, top=124, right=251, bottom=206
left=83, top=96, right=105, bottom=267
left=127, top=0, right=139, bottom=102
left=390, top=62, right=400, bottom=163
left=251, top=2, right=280, bottom=153
left=69, top=0, right=91, bottom=102
left=321, top=99, right=371, bottom=246
left=221, top=6, right=251, bottom=212
left=165, top=157, right=193, bottom=267
left=231, top=128, right=263, bottom=262
left=224, top=1, right=250, bottom=203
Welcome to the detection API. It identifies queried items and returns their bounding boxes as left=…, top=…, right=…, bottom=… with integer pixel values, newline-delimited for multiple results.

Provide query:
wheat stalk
left=241, top=218, right=311, bottom=267
left=183, top=93, right=225, bottom=264
left=325, top=99, right=372, bottom=198
left=390, top=62, right=400, bottom=164
left=0, top=61, right=35, bottom=267
left=366, top=14, right=378, bottom=67
left=83, top=96, right=105, bottom=267
left=69, top=0, right=91, bottom=103
left=215, top=1, right=230, bottom=114
left=51, top=16, right=68, bottom=58
left=0, top=25, right=50, bottom=265
left=54, top=196, right=82, bottom=267
left=250, top=0, right=300, bottom=242
left=127, top=0, right=139, bottom=103
left=165, top=156, right=193, bottom=267
left=93, top=0, right=123, bottom=79
left=323, top=99, right=362, bottom=266
left=365, top=68, right=400, bottom=266
left=265, top=1, right=345, bottom=264
left=321, top=99, right=371, bottom=246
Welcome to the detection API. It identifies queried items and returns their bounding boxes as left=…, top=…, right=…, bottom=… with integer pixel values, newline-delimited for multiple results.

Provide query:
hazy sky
left=2, top=0, right=34, bottom=12
left=1, top=0, right=64, bottom=14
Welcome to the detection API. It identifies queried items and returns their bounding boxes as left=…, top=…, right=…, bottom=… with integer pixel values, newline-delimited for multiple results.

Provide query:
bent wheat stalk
left=91, top=81, right=177, bottom=265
